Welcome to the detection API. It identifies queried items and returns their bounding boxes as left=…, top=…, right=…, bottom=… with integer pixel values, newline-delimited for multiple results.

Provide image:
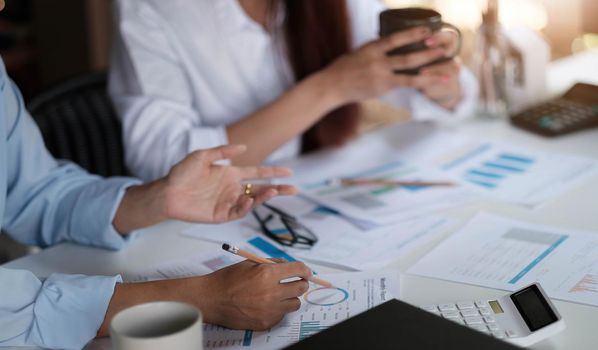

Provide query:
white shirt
left=109, top=0, right=478, bottom=182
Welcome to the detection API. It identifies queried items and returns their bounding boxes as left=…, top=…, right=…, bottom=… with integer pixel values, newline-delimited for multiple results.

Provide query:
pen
left=222, top=243, right=334, bottom=288
left=328, top=178, right=456, bottom=188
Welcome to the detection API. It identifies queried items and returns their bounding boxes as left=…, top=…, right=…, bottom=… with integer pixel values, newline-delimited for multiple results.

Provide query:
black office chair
left=27, top=71, right=129, bottom=177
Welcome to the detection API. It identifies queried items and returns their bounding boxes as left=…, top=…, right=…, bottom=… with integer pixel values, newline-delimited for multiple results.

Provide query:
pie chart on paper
left=303, top=287, right=350, bottom=306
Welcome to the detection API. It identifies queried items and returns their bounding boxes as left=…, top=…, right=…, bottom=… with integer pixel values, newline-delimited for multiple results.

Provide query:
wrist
left=180, top=274, right=225, bottom=325
left=113, top=179, right=170, bottom=234
left=306, top=69, right=347, bottom=113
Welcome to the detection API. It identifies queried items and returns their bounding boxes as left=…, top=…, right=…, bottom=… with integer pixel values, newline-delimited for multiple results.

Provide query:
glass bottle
left=471, top=0, right=510, bottom=118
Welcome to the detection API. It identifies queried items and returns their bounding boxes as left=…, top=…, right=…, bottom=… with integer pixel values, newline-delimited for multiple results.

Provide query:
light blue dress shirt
left=0, top=57, right=140, bottom=349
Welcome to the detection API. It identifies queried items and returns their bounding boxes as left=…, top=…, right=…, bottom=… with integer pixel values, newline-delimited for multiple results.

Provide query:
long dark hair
left=281, top=0, right=360, bottom=153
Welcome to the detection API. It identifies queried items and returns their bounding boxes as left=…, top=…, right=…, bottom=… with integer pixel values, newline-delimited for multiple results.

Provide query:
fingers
left=279, top=279, right=310, bottom=300
left=373, top=26, right=431, bottom=53
left=412, top=72, right=449, bottom=89
left=414, top=60, right=462, bottom=101
left=281, top=298, right=303, bottom=313
left=228, top=194, right=255, bottom=221
left=226, top=184, right=298, bottom=221
left=251, top=184, right=298, bottom=197
left=202, top=144, right=248, bottom=163
left=424, top=31, right=459, bottom=51
left=238, top=166, right=293, bottom=180
left=387, top=48, right=446, bottom=71
left=419, top=59, right=460, bottom=77
left=274, top=261, right=313, bottom=280
left=248, top=188, right=278, bottom=208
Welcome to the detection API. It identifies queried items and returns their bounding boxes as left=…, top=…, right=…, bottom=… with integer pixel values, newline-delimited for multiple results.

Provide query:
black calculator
left=511, top=83, right=598, bottom=137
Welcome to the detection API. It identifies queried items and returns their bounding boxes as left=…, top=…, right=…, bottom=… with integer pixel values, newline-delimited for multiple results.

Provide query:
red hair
left=282, top=0, right=360, bottom=153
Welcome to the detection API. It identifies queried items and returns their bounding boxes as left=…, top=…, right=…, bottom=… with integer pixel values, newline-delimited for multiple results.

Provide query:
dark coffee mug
left=379, top=8, right=462, bottom=75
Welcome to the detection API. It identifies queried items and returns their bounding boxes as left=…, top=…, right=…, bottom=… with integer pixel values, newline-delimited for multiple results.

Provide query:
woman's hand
left=413, top=31, right=463, bottom=110
left=320, top=26, right=446, bottom=107
left=113, top=144, right=297, bottom=233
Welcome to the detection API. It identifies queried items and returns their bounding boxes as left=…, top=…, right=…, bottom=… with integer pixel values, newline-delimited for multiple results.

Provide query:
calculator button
left=457, top=302, right=475, bottom=310
left=483, top=316, right=496, bottom=323
left=506, top=330, right=517, bottom=338
left=474, top=301, right=487, bottom=308
left=478, top=307, right=491, bottom=315
left=442, top=311, right=460, bottom=319
left=421, top=305, right=438, bottom=312
left=438, top=303, right=457, bottom=312
left=492, top=331, right=506, bottom=339
left=460, top=309, right=479, bottom=317
left=487, top=324, right=501, bottom=331
left=465, top=316, right=483, bottom=325
left=453, top=319, right=465, bottom=325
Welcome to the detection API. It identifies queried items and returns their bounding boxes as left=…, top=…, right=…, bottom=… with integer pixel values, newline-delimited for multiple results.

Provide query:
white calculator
left=419, top=283, right=565, bottom=347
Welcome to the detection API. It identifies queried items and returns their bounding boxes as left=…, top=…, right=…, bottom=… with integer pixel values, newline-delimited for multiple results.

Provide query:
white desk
left=4, top=51, right=598, bottom=350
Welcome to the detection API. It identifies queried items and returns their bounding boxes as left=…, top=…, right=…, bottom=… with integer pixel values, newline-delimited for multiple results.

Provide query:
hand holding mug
left=321, top=26, right=447, bottom=106
left=380, top=8, right=462, bottom=75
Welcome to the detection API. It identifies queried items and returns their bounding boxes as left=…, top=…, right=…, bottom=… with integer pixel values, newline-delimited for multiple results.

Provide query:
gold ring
left=244, top=183, right=253, bottom=196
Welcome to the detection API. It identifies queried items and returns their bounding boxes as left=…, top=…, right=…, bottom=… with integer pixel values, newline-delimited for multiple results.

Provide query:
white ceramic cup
left=110, top=301, right=203, bottom=350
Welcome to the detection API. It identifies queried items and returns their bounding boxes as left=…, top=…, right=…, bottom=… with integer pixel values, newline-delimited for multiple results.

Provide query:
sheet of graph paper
left=409, top=212, right=598, bottom=307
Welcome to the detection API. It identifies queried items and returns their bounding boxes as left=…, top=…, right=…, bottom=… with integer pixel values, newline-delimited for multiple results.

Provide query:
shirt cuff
left=409, top=67, right=479, bottom=125
left=187, top=125, right=229, bottom=154
left=70, top=177, right=142, bottom=250
left=31, top=273, right=122, bottom=350
left=187, top=126, right=230, bottom=165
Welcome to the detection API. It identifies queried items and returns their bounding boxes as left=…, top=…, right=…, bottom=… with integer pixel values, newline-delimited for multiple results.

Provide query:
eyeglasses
left=252, top=204, right=318, bottom=249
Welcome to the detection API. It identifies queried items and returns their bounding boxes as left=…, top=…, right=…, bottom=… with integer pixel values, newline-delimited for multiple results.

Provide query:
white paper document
left=300, top=159, right=473, bottom=225
left=127, top=251, right=243, bottom=282
left=408, top=213, right=598, bottom=307
left=202, top=271, right=399, bottom=349
left=432, top=142, right=598, bottom=207
left=290, top=211, right=455, bottom=271
left=183, top=196, right=455, bottom=271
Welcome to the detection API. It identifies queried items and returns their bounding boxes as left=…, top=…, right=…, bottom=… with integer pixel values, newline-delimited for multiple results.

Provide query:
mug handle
left=440, top=23, right=463, bottom=59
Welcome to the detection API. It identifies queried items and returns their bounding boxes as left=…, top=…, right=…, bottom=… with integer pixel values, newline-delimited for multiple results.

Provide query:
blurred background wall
left=0, top=0, right=112, bottom=100
left=0, top=0, right=596, bottom=101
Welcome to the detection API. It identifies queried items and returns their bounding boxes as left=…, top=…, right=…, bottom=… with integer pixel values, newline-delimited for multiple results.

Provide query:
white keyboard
left=419, top=301, right=514, bottom=339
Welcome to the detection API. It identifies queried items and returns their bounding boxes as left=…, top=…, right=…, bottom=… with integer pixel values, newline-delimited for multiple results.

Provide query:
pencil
left=222, top=243, right=334, bottom=288
left=329, top=178, right=456, bottom=188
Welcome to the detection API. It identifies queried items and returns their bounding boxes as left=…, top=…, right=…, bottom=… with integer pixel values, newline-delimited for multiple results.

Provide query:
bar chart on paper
left=301, top=160, right=472, bottom=225
left=408, top=213, right=598, bottom=307
left=202, top=271, right=399, bottom=349
left=462, top=151, right=536, bottom=190
left=437, top=143, right=598, bottom=207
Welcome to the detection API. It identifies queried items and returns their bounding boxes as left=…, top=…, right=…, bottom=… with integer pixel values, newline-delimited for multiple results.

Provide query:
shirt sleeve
left=0, top=267, right=121, bottom=350
left=109, top=0, right=228, bottom=182
left=347, top=0, right=478, bottom=123
left=2, top=74, right=141, bottom=250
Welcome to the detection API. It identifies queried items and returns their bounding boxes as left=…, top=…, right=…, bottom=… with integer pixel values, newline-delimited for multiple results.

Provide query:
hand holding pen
left=223, top=244, right=334, bottom=288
